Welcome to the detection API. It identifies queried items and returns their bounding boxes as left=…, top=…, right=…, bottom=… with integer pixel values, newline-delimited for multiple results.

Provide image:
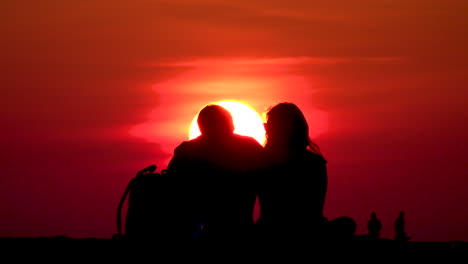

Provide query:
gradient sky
left=1, top=0, right=467, bottom=242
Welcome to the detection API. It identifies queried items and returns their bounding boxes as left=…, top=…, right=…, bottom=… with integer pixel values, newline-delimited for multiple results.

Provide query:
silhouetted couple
left=165, top=102, right=355, bottom=243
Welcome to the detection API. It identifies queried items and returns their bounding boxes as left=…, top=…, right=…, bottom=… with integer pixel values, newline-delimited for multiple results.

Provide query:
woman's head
left=264, top=102, right=322, bottom=155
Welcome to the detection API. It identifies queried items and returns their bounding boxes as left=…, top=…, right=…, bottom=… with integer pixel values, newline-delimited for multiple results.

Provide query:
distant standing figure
left=394, top=211, right=410, bottom=241
left=367, top=212, right=382, bottom=239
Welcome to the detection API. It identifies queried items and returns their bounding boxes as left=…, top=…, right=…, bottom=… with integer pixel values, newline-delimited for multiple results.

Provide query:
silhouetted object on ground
left=256, top=102, right=355, bottom=243
left=367, top=212, right=383, bottom=239
left=166, top=104, right=265, bottom=241
left=115, top=164, right=174, bottom=241
left=395, top=211, right=411, bottom=241
left=325, top=216, right=357, bottom=241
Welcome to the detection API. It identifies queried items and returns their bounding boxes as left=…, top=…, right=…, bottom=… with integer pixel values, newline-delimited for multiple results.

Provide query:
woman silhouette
left=257, top=102, right=355, bottom=243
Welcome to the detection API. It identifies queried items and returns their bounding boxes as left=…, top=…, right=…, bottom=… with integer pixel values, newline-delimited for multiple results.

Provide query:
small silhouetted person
left=166, top=104, right=265, bottom=241
left=394, top=211, right=410, bottom=241
left=257, top=102, right=356, bottom=244
left=367, top=212, right=382, bottom=239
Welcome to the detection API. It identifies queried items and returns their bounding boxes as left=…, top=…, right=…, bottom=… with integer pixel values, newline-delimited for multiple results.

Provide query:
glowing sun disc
left=189, top=100, right=266, bottom=145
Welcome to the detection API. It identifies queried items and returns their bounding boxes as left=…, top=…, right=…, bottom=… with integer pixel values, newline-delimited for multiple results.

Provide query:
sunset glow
left=2, top=0, right=467, bottom=243
left=189, top=100, right=266, bottom=145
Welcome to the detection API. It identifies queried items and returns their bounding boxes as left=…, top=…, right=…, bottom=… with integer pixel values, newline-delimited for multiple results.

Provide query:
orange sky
left=1, top=0, right=467, bottom=241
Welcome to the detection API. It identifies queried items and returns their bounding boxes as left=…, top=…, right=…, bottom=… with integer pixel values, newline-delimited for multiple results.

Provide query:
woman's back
left=256, top=102, right=328, bottom=242
left=258, top=149, right=327, bottom=227
left=256, top=102, right=357, bottom=242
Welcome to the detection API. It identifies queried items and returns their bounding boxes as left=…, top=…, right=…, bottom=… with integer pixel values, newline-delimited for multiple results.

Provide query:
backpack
left=115, top=164, right=173, bottom=240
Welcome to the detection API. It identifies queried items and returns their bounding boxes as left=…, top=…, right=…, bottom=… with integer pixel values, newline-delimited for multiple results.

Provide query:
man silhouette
left=166, top=104, right=265, bottom=241
left=394, top=211, right=410, bottom=241
left=367, top=212, right=382, bottom=239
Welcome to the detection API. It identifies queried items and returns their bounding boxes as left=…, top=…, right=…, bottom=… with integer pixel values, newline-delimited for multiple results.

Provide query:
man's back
left=167, top=133, right=264, bottom=240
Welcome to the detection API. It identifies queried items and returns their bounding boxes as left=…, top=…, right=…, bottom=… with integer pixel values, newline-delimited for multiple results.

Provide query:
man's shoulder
left=174, top=138, right=202, bottom=153
left=231, top=134, right=263, bottom=148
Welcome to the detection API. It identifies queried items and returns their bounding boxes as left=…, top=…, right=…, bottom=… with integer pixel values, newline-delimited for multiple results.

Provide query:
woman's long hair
left=264, top=102, right=323, bottom=157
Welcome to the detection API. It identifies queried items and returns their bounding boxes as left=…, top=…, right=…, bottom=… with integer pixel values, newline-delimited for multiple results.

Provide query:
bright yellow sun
left=189, top=100, right=266, bottom=145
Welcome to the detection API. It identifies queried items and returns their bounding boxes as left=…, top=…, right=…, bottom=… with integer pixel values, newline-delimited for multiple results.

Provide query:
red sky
left=1, top=0, right=467, bottom=241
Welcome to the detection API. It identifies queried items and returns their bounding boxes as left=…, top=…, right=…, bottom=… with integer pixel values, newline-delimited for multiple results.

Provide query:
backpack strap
left=114, top=164, right=157, bottom=239
left=115, top=177, right=136, bottom=238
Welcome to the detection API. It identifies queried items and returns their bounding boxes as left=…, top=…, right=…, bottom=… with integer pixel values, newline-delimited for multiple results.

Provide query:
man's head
left=197, top=104, right=234, bottom=137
